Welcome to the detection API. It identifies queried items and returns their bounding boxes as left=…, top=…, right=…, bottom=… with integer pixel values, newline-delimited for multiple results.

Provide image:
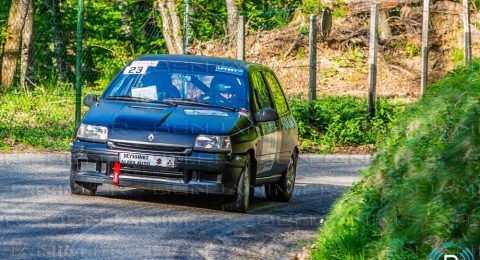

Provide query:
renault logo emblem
left=148, top=133, right=155, bottom=142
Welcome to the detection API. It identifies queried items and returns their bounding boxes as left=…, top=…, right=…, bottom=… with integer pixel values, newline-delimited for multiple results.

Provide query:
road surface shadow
left=94, top=182, right=348, bottom=215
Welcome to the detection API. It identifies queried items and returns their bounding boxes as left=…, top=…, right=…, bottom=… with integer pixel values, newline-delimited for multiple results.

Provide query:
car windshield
left=103, top=61, right=249, bottom=110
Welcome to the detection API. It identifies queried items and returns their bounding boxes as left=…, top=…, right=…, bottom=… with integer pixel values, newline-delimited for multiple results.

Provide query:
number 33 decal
left=123, top=66, right=147, bottom=75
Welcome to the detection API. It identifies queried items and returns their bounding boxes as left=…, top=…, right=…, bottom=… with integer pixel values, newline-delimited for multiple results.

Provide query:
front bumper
left=71, top=141, right=248, bottom=195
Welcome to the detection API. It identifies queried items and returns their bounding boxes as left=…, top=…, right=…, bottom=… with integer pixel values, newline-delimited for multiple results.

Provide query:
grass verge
left=0, top=89, right=76, bottom=151
left=312, top=60, right=480, bottom=259
left=0, top=90, right=402, bottom=153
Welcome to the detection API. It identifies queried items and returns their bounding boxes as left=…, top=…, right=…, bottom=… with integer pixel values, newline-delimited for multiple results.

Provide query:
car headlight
left=77, top=124, right=108, bottom=143
left=194, top=135, right=231, bottom=152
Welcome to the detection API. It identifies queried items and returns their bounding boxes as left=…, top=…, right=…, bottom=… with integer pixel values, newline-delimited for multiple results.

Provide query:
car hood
left=82, top=101, right=252, bottom=139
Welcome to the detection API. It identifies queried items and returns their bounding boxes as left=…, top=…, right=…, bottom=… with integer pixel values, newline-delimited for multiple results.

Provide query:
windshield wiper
left=105, top=96, right=176, bottom=107
left=163, top=98, right=237, bottom=111
left=147, top=100, right=177, bottom=106
left=105, top=96, right=150, bottom=103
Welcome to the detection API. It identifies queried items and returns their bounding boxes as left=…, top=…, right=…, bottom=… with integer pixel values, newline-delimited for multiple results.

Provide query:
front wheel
left=265, top=153, right=297, bottom=202
left=70, top=169, right=97, bottom=196
left=222, top=155, right=251, bottom=213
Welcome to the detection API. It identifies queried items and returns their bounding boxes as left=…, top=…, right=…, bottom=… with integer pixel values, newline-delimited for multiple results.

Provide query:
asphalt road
left=0, top=153, right=370, bottom=259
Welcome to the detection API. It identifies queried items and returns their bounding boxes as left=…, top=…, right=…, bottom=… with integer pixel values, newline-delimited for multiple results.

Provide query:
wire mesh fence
left=19, top=1, right=295, bottom=92
left=0, top=0, right=476, bottom=98
left=0, top=0, right=79, bottom=92
left=78, top=1, right=299, bottom=91
left=0, top=0, right=477, bottom=152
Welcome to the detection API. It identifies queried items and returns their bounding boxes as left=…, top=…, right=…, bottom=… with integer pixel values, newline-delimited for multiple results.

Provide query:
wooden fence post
left=183, top=0, right=191, bottom=55
left=463, top=0, right=471, bottom=66
left=368, top=4, right=379, bottom=118
left=237, top=15, right=245, bottom=61
left=421, top=0, right=430, bottom=96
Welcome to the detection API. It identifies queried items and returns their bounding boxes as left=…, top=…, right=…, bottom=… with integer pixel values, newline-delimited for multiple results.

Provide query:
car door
left=262, top=70, right=296, bottom=174
left=250, top=70, right=279, bottom=177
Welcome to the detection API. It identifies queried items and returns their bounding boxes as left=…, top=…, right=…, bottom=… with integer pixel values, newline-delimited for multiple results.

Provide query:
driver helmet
left=211, top=76, right=239, bottom=99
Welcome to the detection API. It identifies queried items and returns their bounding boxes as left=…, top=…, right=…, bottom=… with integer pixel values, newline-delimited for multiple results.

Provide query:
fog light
left=80, top=162, right=106, bottom=173
left=81, top=162, right=97, bottom=172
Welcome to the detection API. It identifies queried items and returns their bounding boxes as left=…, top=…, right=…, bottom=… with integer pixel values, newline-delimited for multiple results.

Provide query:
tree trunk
left=158, top=0, right=177, bottom=54
left=225, top=0, right=240, bottom=43
left=378, top=11, right=392, bottom=42
left=157, top=0, right=183, bottom=54
left=1, top=0, right=29, bottom=90
left=49, top=0, right=65, bottom=82
left=20, top=0, right=34, bottom=91
left=167, top=1, right=183, bottom=53
left=119, top=0, right=131, bottom=36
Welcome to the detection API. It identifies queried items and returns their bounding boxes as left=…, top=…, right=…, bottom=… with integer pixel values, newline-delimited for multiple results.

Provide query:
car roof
left=134, top=54, right=261, bottom=71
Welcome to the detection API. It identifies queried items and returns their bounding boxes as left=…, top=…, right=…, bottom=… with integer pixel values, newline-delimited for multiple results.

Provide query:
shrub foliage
left=313, top=60, right=480, bottom=259
left=0, top=92, right=401, bottom=152
left=289, top=96, right=402, bottom=151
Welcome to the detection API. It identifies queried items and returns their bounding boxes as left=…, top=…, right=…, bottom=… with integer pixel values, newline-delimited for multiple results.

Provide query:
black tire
left=265, top=153, right=297, bottom=202
left=70, top=169, right=97, bottom=196
left=222, top=155, right=251, bottom=213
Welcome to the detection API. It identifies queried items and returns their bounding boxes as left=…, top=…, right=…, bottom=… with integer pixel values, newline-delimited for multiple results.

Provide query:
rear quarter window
left=263, top=72, right=288, bottom=114
left=251, top=71, right=272, bottom=110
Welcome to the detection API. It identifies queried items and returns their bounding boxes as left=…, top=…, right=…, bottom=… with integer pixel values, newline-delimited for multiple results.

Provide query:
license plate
left=119, top=153, right=176, bottom=168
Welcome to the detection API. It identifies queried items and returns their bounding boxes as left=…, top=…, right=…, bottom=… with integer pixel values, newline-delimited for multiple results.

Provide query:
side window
left=263, top=72, right=288, bottom=114
left=251, top=71, right=272, bottom=109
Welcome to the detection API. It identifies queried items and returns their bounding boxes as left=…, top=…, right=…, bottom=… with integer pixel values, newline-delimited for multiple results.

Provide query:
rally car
left=71, top=54, right=298, bottom=212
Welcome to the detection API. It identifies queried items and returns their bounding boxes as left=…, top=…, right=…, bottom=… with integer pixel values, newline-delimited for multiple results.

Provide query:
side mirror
left=83, top=94, right=98, bottom=108
left=255, top=108, right=279, bottom=122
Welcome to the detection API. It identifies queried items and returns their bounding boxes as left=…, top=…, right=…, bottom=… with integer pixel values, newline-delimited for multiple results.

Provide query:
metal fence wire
left=0, top=0, right=475, bottom=124
left=78, top=2, right=297, bottom=91
left=72, top=1, right=297, bottom=125
left=0, top=1, right=297, bottom=92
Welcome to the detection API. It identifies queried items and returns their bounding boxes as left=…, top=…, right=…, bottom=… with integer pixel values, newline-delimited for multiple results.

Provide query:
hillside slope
left=203, top=2, right=480, bottom=98
left=312, top=60, right=480, bottom=258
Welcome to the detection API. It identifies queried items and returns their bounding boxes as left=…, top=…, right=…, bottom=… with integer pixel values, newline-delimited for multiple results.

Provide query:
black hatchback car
left=71, top=55, right=298, bottom=212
